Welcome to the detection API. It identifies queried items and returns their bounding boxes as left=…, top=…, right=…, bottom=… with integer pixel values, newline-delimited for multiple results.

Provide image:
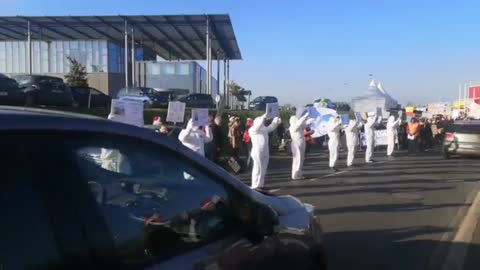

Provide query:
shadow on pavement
left=290, top=185, right=454, bottom=198
left=323, top=226, right=480, bottom=270
left=315, top=202, right=469, bottom=215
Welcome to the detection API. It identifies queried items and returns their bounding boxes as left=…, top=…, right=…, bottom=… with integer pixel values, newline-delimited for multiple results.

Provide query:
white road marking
left=441, top=190, right=480, bottom=270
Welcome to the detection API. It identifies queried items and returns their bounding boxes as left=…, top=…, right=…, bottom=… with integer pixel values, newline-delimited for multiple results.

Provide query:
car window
left=67, top=136, right=239, bottom=266
left=73, top=88, right=89, bottom=95
left=0, top=142, right=61, bottom=270
left=90, top=89, right=102, bottom=96
left=14, top=75, right=31, bottom=86
left=453, top=124, right=480, bottom=134
left=0, top=78, right=18, bottom=89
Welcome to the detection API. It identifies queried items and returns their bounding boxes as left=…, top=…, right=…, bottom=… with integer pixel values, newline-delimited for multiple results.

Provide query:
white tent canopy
left=351, top=79, right=399, bottom=114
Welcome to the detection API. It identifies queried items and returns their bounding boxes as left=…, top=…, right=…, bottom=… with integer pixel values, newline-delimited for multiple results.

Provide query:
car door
left=60, top=131, right=282, bottom=269
left=0, top=132, right=100, bottom=269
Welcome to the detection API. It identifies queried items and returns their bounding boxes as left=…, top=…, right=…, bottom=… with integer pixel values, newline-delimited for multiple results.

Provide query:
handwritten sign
left=191, top=109, right=209, bottom=127
left=266, top=102, right=280, bottom=119
left=108, top=99, right=144, bottom=126
left=166, top=101, right=186, bottom=123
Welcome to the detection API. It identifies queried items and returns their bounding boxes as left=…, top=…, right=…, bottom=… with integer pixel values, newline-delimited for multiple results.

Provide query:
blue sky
left=4, top=0, right=480, bottom=106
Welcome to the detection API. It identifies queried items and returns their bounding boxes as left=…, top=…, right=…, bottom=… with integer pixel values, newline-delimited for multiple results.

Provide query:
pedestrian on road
left=249, top=114, right=281, bottom=189
left=365, top=113, right=382, bottom=163
left=386, top=113, right=402, bottom=159
left=208, top=115, right=224, bottom=163
left=243, top=118, right=254, bottom=168
left=178, top=119, right=213, bottom=157
left=228, top=117, right=241, bottom=159
left=327, top=116, right=342, bottom=172
left=345, top=119, right=362, bottom=167
left=407, top=118, right=421, bottom=155
left=289, top=111, right=313, bottom=180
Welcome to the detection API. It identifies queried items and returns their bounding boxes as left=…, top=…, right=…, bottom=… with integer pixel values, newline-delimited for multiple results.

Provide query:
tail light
left=445, top=132, right=456, bottom=140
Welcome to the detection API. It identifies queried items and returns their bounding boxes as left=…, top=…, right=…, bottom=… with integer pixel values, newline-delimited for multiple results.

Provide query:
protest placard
left=266, top=103, right=280, bottom=119
left=296, top=107, right=308, bottom=119
left=191, top=109, right=209, bottom=127
left=355, top=112, right=364, bottom=124
left=341, top=114, right=350, bottom=126
left=166, top=101, right=186, bottom=123
left=108, top=99, right=144, bottom=126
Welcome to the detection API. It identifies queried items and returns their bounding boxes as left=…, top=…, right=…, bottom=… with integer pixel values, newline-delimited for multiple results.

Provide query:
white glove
left=273, top=117, right=281, bottom=125
left=186, top=119, right=194, bottom=130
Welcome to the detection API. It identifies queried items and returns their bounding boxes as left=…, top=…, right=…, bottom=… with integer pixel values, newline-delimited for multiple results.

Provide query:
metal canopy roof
left=0, top=15, right=242, bottom=60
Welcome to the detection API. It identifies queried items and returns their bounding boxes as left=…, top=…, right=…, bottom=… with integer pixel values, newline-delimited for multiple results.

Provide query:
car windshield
left=0, top=78, right=18, bottom=89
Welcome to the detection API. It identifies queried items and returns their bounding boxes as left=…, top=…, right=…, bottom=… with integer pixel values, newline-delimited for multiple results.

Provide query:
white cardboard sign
left=266, top=102, right=280, bottom=119
left=108, top=99, right=144, bottom=127
left=191, top=109, right=209, bottom=127
left=166, top=101, right=186, bottom=123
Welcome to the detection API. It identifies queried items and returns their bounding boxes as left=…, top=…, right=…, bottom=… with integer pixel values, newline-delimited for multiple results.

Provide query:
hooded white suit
left=365, top=115, right=382, bottom=162
left=327, top=117, right=342, bottom=168
left=386, top=115, right=401, bottom=156
left=178, top=119, right=213, bottom=157
left=249, top=115, right=281, bottom=189
left=345, top=119, right=362, bottom=167
left=289, top=113, right=313, bottom=180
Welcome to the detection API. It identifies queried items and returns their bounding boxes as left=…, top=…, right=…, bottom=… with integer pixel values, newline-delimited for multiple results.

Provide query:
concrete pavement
left=238, top=147, right=480, bottom=270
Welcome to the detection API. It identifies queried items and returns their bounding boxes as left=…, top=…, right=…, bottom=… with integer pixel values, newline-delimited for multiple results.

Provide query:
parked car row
left=0, top=73, right=278, bottom=111
left=0, top=74, right=112, bottom=108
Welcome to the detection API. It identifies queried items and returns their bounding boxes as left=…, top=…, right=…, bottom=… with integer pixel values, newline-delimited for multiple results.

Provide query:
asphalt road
left=238, top=146, right=480, bottom=270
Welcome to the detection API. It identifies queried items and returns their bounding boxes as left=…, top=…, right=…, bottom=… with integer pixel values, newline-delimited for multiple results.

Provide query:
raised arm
left=345, top=120, right=357, bottom=132
left=203, top=125, right=213, bottom=143
left=249, top=114, right=267, bottom=134
left=178, top=119, right=194, bottom=143
left=266, top=117, right=281, bottom=133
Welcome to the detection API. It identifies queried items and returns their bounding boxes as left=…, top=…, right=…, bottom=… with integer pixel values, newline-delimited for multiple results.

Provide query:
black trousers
left=408, top=138, right=417, bottom=154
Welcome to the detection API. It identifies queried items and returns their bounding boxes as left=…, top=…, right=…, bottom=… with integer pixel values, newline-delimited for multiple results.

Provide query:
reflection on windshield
left=73, top=144, right=233, bottom=265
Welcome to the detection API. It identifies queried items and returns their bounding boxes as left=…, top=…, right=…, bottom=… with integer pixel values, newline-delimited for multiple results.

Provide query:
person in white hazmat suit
left=386, top=114, right=402, bottom=159
left=249, top=114, right=281, bottom=189
left=364, top=113, right=383, bottom=163
left=289, top=111, right=314, bottom=180
left=327, top=116, right=342, bottom=172
left=178, top=119, right=213, bottom=157
left=345, top=119, right=362, bottom=167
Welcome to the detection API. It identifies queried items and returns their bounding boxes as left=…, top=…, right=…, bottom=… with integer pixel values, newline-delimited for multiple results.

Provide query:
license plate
left=0, top=92, right=7, bottom=96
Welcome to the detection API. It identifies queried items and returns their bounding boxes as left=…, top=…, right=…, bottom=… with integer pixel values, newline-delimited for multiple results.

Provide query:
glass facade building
left=137, top=61, right=218, bottom=95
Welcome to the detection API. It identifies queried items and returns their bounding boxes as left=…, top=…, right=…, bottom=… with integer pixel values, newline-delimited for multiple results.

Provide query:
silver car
left=0, top=106, right=325, bottom=270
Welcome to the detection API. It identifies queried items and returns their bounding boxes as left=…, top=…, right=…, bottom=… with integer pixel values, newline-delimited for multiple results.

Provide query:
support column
left=216, top=50, right=220, bottom=97
left=131, top=28, right=135, bottom=87
left=27, top=21, right=32, bottom=75
left=124, top=20, right=129, bottom=88
left=205, top=16, right=211, bottom=95
left=226, top=59, right=230, bottom=108
left=223, top=59, right=227, bottom=105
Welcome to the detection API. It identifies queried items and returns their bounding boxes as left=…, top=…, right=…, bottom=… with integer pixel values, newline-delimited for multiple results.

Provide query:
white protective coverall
left=327, top=117, right=342, bottom=168
left=386, top=115, right=401, bottom=156
left=289, top=113, right=314, bottom=180
left=345, top=119, right=362, bottom=167
left=178, top=119, right=213, bottom=157
left=365, top=115, right=382, bottom=162
left=249, top=115, right=281, bottom=189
